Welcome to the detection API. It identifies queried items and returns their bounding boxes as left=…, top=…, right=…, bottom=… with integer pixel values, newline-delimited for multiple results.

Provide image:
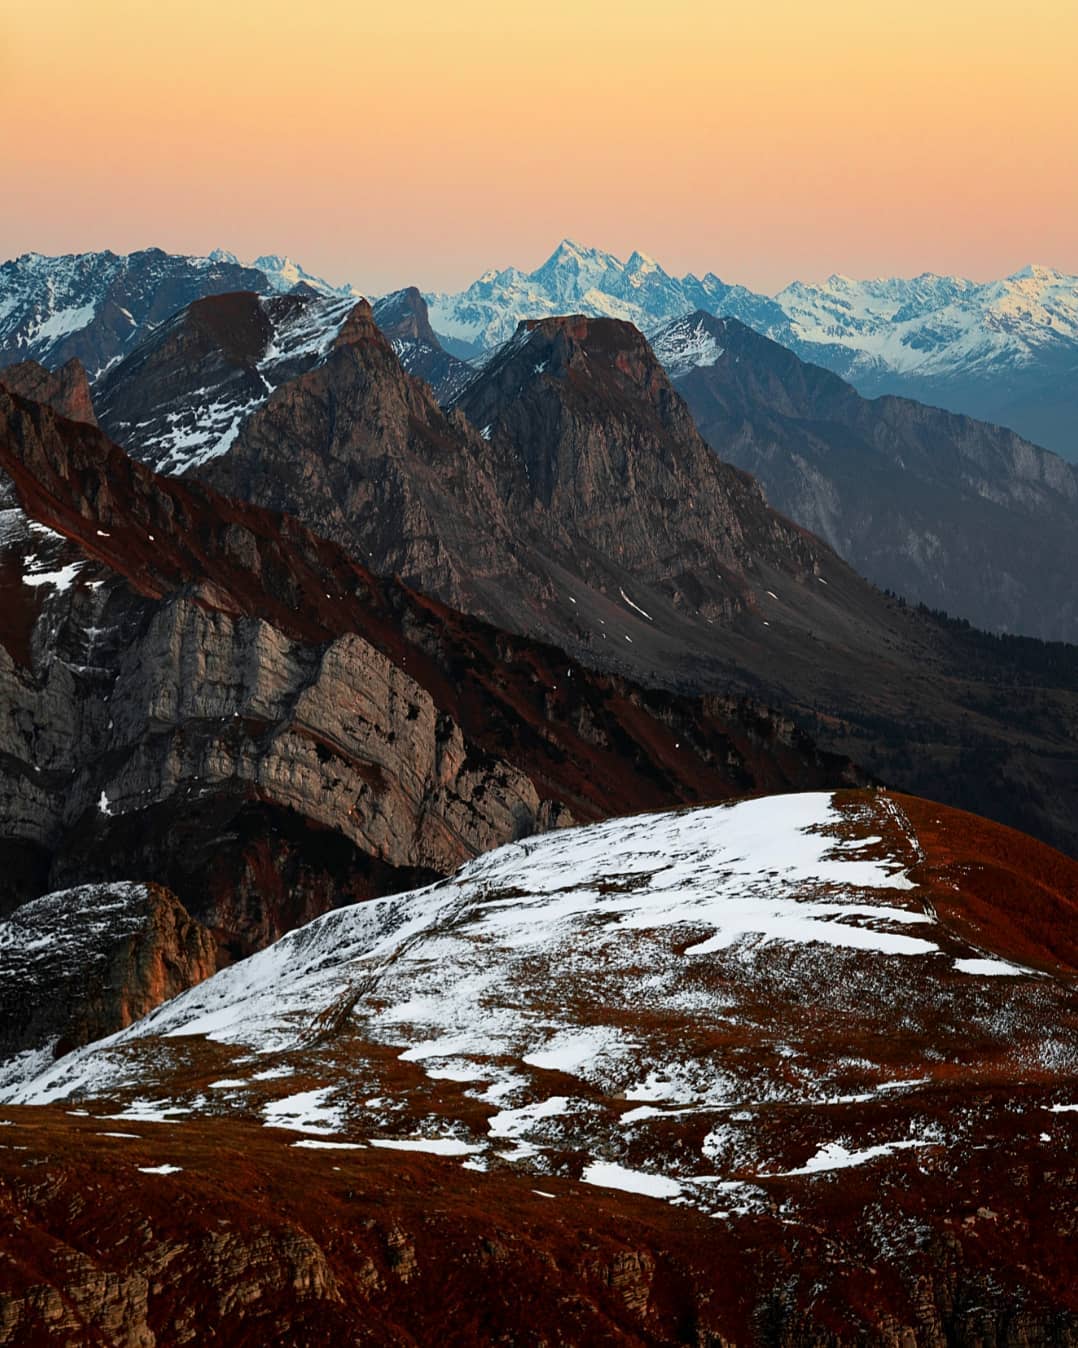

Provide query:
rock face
left=95, top=288, right=470, bottom=473
left=371, top=287, right=473, bottom=402
left=200, top=299, right=534, bottom=616
left=202, top=305, right=834, bottom=667
left=657, top=311, right=1078, bottom=641
left=0, top=882, right=216, bottom=1080
left=0, top=386, right=859, bottom=959
left=0, top=358, right=97, bottom=426
left=1, top=789, right=1075, bottom=1343
left=193, top=307, right=1078, bottom=859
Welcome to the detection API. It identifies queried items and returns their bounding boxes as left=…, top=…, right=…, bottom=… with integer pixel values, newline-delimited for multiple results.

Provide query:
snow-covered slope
left=650, top=313, right=727, bottom=378
left=776, top=264, right=1078, bottom=382
left=7, top=789, right=1074, bottom=1220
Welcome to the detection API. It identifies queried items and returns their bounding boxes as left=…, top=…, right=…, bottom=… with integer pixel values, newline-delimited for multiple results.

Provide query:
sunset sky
left=2, top=0, right=1075, bottom=294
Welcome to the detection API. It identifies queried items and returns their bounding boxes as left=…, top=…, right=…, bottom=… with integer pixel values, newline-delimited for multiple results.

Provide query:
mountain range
left=4, top=242, right=1076, bottom=457
left=36, top=257, right=1073, bottom=648
left=1, top=239, right=1078, bottom=1342
left=654, top=311, right=1078, bottom=642
left=427, top=241, right=1078, bottom=459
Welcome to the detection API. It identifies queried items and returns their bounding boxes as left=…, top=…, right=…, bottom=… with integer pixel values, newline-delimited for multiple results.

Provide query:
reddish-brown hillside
left=1, top=789, right=1074, bottom=1344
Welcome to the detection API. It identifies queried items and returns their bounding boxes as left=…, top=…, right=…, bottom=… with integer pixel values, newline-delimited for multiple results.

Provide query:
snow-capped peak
left=251, top=254, right=357, bottom=298
left=650, top=312, right=726, bottom=377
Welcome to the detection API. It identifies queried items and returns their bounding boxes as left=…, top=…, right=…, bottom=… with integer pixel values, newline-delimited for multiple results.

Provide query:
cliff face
left=0, top=358, right=97, bottom=426
left=0, top=882, right=216, bottom=1076
left=0, top=388, right=859, bottom=958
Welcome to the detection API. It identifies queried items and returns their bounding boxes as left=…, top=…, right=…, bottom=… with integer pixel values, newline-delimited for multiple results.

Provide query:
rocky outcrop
left=371, top=287, right=472, bottom=401
left=95, top=289, right=356, bottom=475
left=0, top=387, right=860, bottom=957
left=0, top=882, right=216, bottom=1079
left=0, top=358, right=97, bottom=425
left=372, top=286, right=442, bottom=347
left=658, top=311, right=1078, bottom=641
left=457, top=314, right=823, bottom=599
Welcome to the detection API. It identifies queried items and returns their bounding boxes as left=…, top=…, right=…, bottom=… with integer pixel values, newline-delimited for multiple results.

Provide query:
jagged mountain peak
left=332, top=297, right=380, bottom=348
left=251, top=253, right=357, bottom=298
left=1008, top=262, right=1066, bottom=282
left=372, top=286, right=439, bottom=345
left=535, top=237, right=622, bottom=271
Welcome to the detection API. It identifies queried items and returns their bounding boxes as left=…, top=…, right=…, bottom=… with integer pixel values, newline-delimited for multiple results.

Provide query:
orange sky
left=2, top=0, right=1075, bottom=293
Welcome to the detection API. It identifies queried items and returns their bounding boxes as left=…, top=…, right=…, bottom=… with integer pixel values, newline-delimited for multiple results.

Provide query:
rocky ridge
left=186, top=306, right=1078, bottom=858
left=0, top=882, right=216, bottom=1085
left=0, top=358, right=97, bottom=427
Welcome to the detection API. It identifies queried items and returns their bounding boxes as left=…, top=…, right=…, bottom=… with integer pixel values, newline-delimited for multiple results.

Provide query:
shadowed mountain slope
left=179, top=308, right=1078, bottom=856
left=655, top=311, right=1078, bottom=642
